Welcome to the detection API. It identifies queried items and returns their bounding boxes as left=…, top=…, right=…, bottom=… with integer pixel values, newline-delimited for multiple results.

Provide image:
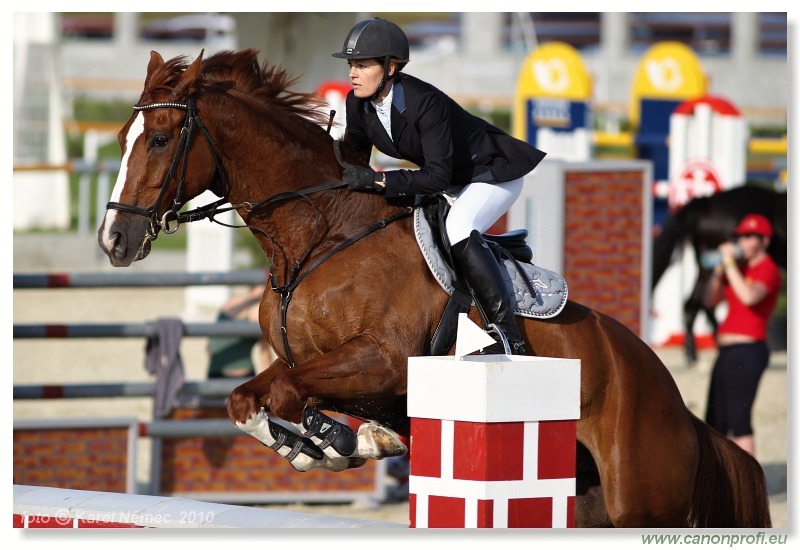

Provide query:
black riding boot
left=451, top=230, right=527, bottom=355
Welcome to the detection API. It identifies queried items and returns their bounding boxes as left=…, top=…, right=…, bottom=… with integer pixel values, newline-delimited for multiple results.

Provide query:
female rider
left=335, top=17, right=546, bottom=354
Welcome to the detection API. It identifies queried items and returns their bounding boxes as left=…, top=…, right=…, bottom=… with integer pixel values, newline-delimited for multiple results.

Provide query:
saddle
left=415, top=196, right=568, bottom=355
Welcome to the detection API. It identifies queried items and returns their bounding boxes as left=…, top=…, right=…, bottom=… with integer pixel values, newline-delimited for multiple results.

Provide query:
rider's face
left=347, top=58, right=386, bottom=99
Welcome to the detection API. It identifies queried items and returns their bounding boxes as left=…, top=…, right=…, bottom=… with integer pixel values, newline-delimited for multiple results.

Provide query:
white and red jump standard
left=407, top=354, right=581, bottom=528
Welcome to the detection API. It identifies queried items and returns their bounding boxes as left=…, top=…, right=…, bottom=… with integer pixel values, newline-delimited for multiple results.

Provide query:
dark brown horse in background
left=97, top=49, right=770, bottom=527
left=652, top=185, right=787, bottom=364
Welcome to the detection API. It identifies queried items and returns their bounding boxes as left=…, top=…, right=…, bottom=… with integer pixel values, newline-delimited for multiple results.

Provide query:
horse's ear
left=187, top=49, right=205, bottom=77
left=145, top=51, right=165, bottom=83
left=176, top=49, right=204, bottom=95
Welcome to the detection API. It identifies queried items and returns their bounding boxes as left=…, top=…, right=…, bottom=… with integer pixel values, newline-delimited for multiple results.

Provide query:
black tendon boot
left=301, top=405, right=358, bottom=457
left=451, top=230, right=527, bottom=355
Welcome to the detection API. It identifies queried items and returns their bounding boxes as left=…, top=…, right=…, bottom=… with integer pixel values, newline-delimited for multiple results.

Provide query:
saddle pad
left=413, top=208, right=568, bottom=319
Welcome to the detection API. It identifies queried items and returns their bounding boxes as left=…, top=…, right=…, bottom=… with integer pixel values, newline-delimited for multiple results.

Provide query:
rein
left=110, top=97, right=410, bottom=367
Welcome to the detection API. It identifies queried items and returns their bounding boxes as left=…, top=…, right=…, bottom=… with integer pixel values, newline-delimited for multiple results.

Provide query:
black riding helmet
left=332, top=18, right=410, bottom=100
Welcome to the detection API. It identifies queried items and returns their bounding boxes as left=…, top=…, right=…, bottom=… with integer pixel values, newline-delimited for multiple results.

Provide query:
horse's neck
left=219, top=107, right=406, bottom=281
left=263, top=193, right=399, bottom=282
left=230, top=158, right=396, bottom=284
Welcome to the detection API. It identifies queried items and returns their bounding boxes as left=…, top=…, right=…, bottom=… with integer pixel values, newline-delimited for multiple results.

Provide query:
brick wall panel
left=563, top=169, right=645, bottom=336
left=14, top=426, right=131, bottom=493
left=157, top=407, right=379, bottom=497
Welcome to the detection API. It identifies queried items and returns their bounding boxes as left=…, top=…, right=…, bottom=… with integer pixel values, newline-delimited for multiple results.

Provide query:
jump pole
left=13, top=485, right=404, bottom=529
left=406, top=316, right=581, bottom=528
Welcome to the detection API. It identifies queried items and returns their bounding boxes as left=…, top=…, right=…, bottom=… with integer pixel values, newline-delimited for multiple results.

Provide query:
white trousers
left=445, top=178, right=524, bottom=245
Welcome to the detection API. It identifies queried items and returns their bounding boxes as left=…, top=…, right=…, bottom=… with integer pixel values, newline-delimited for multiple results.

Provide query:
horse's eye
left=152, top=135, right=169, bottom=148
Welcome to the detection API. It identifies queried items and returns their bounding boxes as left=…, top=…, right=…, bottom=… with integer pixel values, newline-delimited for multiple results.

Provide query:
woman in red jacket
left=703, top=213, right=782, bottom=456
left=334, top=18, right=546, bottom=355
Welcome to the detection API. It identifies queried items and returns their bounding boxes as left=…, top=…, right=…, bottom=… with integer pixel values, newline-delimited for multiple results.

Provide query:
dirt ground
left=11, top=234, right=790, bottom=528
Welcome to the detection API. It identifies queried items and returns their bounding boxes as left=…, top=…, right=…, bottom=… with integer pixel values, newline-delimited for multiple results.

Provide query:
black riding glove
left=343, top=165, right=385, bottom=193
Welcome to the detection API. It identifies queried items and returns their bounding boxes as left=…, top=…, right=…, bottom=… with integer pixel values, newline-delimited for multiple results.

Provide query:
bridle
left=106, top=97, right=229, bottom=241
left=107, top=96, right=412, bottom=367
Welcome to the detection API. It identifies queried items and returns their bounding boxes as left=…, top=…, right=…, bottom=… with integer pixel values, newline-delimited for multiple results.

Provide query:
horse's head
left=98, top=50, right=220, bottom=267
left=99, top=48, right=368, bottom=269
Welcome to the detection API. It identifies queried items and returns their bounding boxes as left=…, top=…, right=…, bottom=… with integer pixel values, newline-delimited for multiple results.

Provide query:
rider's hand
left=343, top=165, right=385, bottom=193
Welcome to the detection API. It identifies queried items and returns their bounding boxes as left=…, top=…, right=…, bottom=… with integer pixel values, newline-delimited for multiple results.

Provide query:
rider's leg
left=451, top=231, right=526, bottom=354
left=446, top=179, right=527, bottom=355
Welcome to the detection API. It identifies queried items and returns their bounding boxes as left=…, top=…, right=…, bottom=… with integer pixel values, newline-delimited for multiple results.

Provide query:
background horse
left=651, top=185, right=787, bottom=364
left=97, top=49, right=770, bottom=527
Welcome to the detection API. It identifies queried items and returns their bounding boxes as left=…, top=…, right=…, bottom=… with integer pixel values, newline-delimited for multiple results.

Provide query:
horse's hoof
left=347, top=457, right=368, bottom=469
left=288, top=452, right=352, bottom=472
left=356, top=422, right=408, bottom=459
left=319, top=455, right=351, bottom=472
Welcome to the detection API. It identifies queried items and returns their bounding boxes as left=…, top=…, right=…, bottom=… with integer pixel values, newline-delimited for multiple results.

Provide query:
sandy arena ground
left=11, top=234, right=790, bottom=529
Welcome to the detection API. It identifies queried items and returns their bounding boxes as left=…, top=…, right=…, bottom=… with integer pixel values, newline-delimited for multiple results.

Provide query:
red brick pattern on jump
left=452, top=421, right=525, bottom=481
left=409, top=417, right=442, bottom=478
left=410, top=418, right=576, bottom=528
left=563, top=169, right=646, bottom=337
left=538, top=419, right=579, bottom=479
left=13, top=427, right=129, bottom=493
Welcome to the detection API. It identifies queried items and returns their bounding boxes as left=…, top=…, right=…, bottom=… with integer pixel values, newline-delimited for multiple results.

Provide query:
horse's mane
left=143, top=49, right=332, bottom=135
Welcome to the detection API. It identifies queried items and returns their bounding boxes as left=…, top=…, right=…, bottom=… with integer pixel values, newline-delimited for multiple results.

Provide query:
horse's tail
left=689, top=414, right=772, bottom=527
left=651, top=200, right=706, bottom=289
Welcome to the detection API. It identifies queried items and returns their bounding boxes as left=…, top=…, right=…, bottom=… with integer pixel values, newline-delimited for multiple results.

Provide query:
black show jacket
left=341, top=73, right=546, bottom=198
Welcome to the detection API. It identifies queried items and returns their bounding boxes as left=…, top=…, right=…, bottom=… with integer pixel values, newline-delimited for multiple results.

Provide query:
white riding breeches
left=445, top=178, right=524, bottom=245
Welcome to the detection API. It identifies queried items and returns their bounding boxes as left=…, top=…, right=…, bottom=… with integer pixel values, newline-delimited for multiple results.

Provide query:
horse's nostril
left=111, top=231, right=125, bottom=258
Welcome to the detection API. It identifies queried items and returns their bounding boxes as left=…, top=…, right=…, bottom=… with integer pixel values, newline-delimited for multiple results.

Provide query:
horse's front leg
left=226, top=335, right=407, bottom=471
left=226, top=359, right=347, bottom=471
left=269, top=334, right=409, bottom=462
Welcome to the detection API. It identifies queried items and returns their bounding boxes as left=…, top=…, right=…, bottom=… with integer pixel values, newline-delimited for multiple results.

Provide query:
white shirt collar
left=371, top=84, right=394, bottom=112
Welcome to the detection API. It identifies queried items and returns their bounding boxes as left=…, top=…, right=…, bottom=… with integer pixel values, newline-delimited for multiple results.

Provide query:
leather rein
left=108, top=97, right=411, bottom=367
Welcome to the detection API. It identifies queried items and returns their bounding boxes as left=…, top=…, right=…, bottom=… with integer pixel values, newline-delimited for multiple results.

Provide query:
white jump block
left=408, top=355, right=580, bottom=422
left=407, top=355, right=581, bottom=528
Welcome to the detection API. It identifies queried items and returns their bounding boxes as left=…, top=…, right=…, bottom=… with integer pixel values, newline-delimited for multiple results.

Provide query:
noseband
left=106, top=97, right=227, bottom=240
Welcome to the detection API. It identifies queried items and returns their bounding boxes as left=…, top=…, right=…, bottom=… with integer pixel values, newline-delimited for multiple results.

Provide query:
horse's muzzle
left=97, top=217, right=153, bottom=267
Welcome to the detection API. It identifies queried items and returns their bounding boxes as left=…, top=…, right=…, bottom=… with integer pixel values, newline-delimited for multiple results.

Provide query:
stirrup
left=482, top=324, right=526, bottom=355
left=486, top=323, right=511, bottom=354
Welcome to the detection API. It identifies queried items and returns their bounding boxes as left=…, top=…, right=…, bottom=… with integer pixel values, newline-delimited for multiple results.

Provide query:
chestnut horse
left=97, top=49, right=770, bottom=527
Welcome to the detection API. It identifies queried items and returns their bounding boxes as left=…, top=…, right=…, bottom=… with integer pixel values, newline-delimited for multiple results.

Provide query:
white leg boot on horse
left=295, top=405, right=408, bottom=464
left=451, top=230, right=527, bottom=355
left=233, top=402, right=407, bottom=472
left=235, top=408, right=353, bottom=472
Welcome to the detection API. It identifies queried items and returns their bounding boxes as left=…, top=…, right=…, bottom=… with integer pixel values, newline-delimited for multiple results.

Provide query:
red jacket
left=719, top=255, right=781, bottom=341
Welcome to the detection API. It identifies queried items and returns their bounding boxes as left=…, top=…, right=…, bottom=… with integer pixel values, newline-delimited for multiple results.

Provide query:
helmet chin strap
left=368, top=57, right=394, bottom=101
